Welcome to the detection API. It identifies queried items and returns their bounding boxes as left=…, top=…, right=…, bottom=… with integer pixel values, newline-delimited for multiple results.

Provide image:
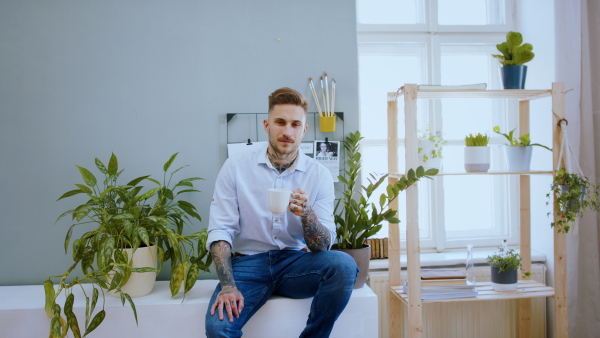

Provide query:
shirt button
left=274, top=236, right=278, bottom=239
left=274, top=219, right=278, bottom=222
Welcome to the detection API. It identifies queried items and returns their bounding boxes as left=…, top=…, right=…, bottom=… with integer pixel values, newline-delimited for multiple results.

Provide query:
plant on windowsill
left=464, top=133, right=490, bottom=172
left=486, top=246, right=531, bottom=292
left=492, top=31, right=535, bottom=89
left=493, top=126, right=551, bottom=172
left=546, top=168, right=600, bottom=233
left=44, top=153, right=212, bottom=338
left=418, top=129, right=445, bottom=170
left=334, top=131, right=438, bottom=288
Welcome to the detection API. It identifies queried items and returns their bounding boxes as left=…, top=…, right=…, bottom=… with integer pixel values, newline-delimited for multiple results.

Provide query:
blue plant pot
left=500, top=65, right=528, bottom=89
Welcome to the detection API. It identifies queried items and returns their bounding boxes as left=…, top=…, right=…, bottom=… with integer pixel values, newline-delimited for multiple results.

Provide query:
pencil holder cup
left=319, top=115, right=336, bottom=132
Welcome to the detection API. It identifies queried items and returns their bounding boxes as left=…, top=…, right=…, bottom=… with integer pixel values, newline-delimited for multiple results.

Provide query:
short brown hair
left=268, top=87, right=308, bottom=113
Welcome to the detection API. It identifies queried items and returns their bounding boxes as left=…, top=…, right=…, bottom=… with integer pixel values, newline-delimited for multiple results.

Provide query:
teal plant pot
left=500, top=65, right=528, bottom=89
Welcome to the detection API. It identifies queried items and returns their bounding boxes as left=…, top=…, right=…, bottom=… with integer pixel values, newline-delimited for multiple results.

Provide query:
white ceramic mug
left=268, top=189, right=291, bottom=215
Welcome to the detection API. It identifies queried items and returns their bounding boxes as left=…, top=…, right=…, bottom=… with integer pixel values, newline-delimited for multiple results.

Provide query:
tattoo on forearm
left=300, top=204, right=331, bottom=252
left=210, top=241, right=236, bottom=290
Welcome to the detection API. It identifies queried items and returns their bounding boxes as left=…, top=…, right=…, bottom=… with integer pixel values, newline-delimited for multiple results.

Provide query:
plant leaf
left=170, top=262, right=185, bottom=297
left=57, top=189, right=84, bottom=201
left=84, top=310, right=105, bottom=336
left=76, top=166, right=97, bottom=187
left=107, top=153, right=118, bottom=175
left=164, top=153, right=179, bottom=172
left=123, top=293, right=139, bottom=325
left=184, top=263, right=199, bottom=293
left=43, top=279, right=55, bottom=318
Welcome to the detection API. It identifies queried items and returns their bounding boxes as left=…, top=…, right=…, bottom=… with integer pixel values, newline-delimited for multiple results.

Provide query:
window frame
left=357, top=0, right=520, bottom=252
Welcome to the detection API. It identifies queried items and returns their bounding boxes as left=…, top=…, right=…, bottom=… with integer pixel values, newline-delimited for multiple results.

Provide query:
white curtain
left=555, top=0, right=600, bottom=337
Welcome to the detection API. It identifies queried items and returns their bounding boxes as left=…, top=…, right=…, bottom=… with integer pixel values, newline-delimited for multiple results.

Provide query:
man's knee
left=205, top=313, right=242, bottom=338
left=320, top=250, right=359, bottom=282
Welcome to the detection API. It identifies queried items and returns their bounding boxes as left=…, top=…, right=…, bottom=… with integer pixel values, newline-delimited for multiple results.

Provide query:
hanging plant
left=547, top=168, right=600, bottom=233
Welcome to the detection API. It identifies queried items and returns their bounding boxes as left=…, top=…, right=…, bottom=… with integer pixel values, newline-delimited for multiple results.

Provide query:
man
left=205, top=87, right=357, bottom=338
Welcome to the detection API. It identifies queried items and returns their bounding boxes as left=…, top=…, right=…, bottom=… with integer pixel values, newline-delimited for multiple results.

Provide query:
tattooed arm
left=289, top=188, right=331, bottom=252
left=209, top=241, right=244, bottom=322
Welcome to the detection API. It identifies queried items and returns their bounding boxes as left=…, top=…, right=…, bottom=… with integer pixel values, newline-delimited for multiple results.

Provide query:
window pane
left=359, top=47, right=425, bottom=140
left=443, top=176, right=509, bottom=239
left=438, top=0, right=506, bottom=25
left=357, top=0, right=423, bottom=24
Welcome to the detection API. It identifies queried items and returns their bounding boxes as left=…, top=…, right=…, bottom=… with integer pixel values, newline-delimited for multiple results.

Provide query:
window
left=357, top=0, right=525, bottom=251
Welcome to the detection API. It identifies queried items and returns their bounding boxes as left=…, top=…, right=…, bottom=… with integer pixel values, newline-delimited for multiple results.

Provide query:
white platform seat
left=0, top=279, right=378, bottom=337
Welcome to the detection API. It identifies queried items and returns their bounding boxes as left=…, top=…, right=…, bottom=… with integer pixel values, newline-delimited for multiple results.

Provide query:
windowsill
left=368, top=248, right=546, bottom=271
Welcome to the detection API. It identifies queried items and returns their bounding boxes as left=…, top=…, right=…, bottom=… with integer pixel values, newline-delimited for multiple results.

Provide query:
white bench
left=0, top=280, right=378, bottom=337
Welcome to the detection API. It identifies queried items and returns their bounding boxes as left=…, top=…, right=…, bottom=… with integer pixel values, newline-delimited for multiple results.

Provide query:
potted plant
left=44, top=153, right=212, bottom=337
left=464, top=133, right=490, bottom=172
left=547, top=168, right=600, bottom=233
left=493, top=126, right=551, bottom=171
left=334, top=131, right=438, bottom=288
left=492, top=31, right=535, bottom=89
left=486, top=246, right=531, bottom=292
left=418, top=129, right=445, bottom=170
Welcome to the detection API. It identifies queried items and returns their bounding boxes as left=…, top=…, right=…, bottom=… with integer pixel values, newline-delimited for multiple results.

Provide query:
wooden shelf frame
left=386, top=83, right=568, bottom=338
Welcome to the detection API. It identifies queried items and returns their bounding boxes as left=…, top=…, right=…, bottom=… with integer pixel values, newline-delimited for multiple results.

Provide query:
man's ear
left=263, top=119, right=269, bottom=132
left=303, top=124, right=308, bottom=136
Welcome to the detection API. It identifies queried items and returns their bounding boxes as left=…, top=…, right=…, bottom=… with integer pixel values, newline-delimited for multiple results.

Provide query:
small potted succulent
left=464, top=133, right=490, bottom=172
left=547, top=168, right=600, bottom=233
left=492, top=31, right=535, bottom=89
left=486, top=245, right=531, bottom=292
left=493, top=126, right=551, bottom=171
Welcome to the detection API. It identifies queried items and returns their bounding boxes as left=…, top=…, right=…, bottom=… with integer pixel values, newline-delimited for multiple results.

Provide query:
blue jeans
left=205, top=250, right=358, bottom=338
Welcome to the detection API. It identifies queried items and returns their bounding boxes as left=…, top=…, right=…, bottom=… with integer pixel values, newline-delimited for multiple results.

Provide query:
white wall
left=0, top=0, right=360, bottom=285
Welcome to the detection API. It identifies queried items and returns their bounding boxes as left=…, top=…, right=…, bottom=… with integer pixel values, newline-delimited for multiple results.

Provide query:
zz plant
left=547, top=168, right=600, bottom=233
left=334, top=131, right=438, bottom=249
left=44, top=153, right=212, bottom=338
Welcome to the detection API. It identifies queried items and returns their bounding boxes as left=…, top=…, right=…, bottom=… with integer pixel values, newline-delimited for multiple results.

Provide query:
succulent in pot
left=44, top=153, right=212, bottom=338
left=464, top=133, right=490, bottom=172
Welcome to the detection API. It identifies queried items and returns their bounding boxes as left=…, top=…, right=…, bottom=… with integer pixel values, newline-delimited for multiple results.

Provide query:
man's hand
left=209, top=241, right=245, bottom=322
left=210, top=285, right=245, bottom=322
left=289, top=188, right=331, bottom=252
left=289, top=188, right=310, bottom=216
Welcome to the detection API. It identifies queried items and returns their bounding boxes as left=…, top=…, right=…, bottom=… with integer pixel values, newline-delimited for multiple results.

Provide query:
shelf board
left=389, top=280, right=555, bottom=305
left=390, top=89, right=552, bottom=101
left=388, top=170, right=553, bottom=178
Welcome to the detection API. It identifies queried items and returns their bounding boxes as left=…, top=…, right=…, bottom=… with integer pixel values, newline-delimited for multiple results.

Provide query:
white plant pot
left=504, top=146, right=532, bottom=172
left=464, top=146, right=490, bottom=172
left=110, top=245, right=158, bottom=298
left=418, top=139, right=442, bottom=170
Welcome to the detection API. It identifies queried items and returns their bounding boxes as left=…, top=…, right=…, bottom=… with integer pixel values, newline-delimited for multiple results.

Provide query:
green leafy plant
left=418, top=129, right=445, bottom=162
left=492, top=31, right=535, bottom=66
left=493, top=126, right=551, bottom=150
left=334, top=131, right=438, bottom=249
left=44, top=153, right=212, bottom=338
left=465, top=133, right=489, bottom=146
left=546, top=168, right=600, bottom=233
left=486, top=247, right=531, bottom=278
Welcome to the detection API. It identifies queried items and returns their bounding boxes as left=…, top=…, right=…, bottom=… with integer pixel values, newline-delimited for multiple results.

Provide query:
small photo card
left=314, top=140, right=340, bottom=182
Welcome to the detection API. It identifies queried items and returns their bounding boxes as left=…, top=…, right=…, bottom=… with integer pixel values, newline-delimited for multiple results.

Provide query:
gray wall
left=0, top=1, right=359, bottom=285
